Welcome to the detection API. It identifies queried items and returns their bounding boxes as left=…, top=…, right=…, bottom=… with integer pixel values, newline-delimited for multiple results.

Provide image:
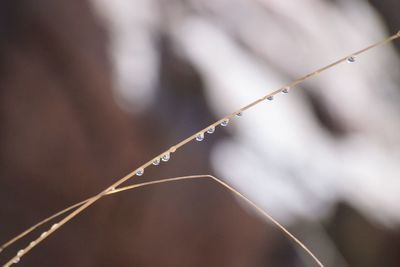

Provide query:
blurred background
left=1, top=0, right=400, bottom=266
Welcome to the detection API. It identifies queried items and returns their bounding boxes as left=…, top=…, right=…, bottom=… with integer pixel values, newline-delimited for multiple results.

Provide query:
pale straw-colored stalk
left=2, top=31, right=399, bottom=267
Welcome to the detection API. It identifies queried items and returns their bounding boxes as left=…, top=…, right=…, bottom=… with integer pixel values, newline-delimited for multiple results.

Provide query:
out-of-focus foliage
left=1, top=0, right=400, bottom=266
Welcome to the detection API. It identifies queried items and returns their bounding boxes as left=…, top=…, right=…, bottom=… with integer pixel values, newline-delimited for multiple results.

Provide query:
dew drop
left=17, top=250, right=24, bottom=257
left=40, top=232, right=48, bottom=238
left=152, top=158, right=160, bottom=166
left=136, top=168, right=144, bottom=176
left=220, top=119, right=229, bottom=127
left=346, top=56, right=355, bottom=63
left=207, top=127, right=215, bottom=134
left=236, top=112, right=243, bottom=117
left=29, top=241, right=36, bottom=247
left=12, top=257, right=20, bottom=263
left=51, top=223, right=59, bottom=230
left=196, top=133, right=204, bottom=141
left=267, top=95, right=274, bottom=101
left=161, top=153, right=170, bottom=162
left=282, top=87, right=290, bottom=94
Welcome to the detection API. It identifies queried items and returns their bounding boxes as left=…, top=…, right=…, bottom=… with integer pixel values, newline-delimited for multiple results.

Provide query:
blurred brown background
left=1, top=0, right=400, bottom=266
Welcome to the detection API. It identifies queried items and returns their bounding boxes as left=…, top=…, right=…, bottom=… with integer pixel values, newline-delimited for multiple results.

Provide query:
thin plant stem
left=2, top=175, right=324, bottom=267
left=2, top=31, right=400, bottom=266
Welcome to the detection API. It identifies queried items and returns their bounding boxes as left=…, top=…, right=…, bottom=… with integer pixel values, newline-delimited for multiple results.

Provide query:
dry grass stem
left=2, top=175, right=324, bottom=267
left=2, top=31, right=399, bottom=267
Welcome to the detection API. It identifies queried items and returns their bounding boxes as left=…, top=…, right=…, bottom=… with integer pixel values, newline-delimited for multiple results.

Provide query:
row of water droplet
left=3, top=56, right=359, bottom=265
left=130, top=70, right=366, bottom=179
left=133, top=54, right=357, bottom=187
left=118, top=86, right=294, bottom=179
left=3, top=223, right=59, bottom=266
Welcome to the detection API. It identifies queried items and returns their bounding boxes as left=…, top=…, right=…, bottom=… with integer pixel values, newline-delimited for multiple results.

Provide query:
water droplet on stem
left=220, top=119, right=229, bottom=127
left=162, top=153, right=170, bottom=162
left=196, top=133, right=204, bottom=141
left=152, top=158, right=160, bottom=165
left=136, top=169, right=144, bottom=176
left=346, top=56, right=355, bottom=63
